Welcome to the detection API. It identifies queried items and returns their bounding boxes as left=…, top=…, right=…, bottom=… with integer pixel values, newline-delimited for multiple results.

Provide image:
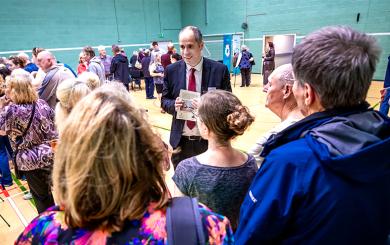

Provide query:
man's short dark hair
left=112, top=44, right=120, bottom=53
left=0, top=65, right=11, bottom=80
left=32, top=47, right=45, bottom=57
left=292, top=26, right=381, bottom=109
left=171, top=53, right=182, bottom=61
left=83, top=46, right=96, bottom=58
left=179, top=26, right=203, bottom=44
left=9, top=56, right=25, bottom=68
left=152, top=41, right=158, bottom=46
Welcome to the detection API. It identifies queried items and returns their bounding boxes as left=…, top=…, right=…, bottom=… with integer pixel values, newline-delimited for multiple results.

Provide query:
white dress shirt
left=182, top=57, right=203, bottom=136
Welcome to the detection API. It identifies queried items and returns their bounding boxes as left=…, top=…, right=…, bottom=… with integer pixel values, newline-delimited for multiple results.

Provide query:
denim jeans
left=145, top=77, right=155, bottom=98
left=0, top=151, right=12, bottom=186
left=379, top=89, right=390, bottom=116
left=380, top=57, right=390, bottom=115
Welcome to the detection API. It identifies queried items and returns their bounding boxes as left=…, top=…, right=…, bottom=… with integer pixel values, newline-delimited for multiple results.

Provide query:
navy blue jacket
left=161, top=58, right=231, bottom=148
left=141, top=56, right=151, bottom=78
left=235, top=104, right=390, bottom=244
left=110, top=54, right=130, bottom=84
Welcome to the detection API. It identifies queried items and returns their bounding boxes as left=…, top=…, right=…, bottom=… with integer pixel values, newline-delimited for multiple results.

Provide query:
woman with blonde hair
left=0, top=69, right=57, bottom=213
left=77, top=52, right=87, bottom=75
left=78, top=71, right=101, bottom=90
left=55, top=78, right=91, bottom=134
left=173, top=90, right=257, bottom=231
left=16, top=85, right=233, bottom=244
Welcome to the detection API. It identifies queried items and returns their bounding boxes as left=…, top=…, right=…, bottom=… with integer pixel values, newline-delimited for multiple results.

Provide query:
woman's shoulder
left=125, top=202, right=234, bottom=244
left=16, top=204, right=234, bottom=244
left=150, top=201, right=233, bottom=244
left=16, top=206, right=66, bottom=244
left=5, top=103, right=32, bottom=116
left=36, top=98, right=50, bottom=107
left=246, top=153, right=258, bottom=167
left=36, top=99, right=54, bottom=114
left=198, top=202, right=234, bottom=244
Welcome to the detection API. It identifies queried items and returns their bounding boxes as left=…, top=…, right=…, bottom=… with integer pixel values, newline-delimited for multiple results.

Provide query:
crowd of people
left=0, top=24, right=388, bottom=244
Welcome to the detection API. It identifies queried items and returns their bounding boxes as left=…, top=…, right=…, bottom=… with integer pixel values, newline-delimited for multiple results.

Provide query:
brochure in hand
left=176, top=89, right=201, bottom=121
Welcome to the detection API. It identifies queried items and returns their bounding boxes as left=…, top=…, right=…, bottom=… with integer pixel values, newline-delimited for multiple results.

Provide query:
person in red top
left=161, top=42, right=174, bottom=69
left=77, top=52, right=87, bottom=75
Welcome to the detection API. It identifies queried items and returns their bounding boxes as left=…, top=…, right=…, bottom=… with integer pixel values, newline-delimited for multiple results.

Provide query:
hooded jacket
left=88, top=56, right=105, bottom=83
left=110, top=53, right=130, bottom=84
left=235, top=103, right=390, bottom=244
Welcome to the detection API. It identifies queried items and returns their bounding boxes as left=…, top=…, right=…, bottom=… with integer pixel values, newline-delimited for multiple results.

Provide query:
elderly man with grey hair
left=97, top=45, right=112, bottom=80
left=248, top=64, right=303, bottom=166
left=236, top=26, right=390, bottom=244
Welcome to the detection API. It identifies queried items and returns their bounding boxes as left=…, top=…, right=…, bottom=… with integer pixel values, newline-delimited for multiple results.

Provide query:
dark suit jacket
left=161, top=58, right=232, bottom=148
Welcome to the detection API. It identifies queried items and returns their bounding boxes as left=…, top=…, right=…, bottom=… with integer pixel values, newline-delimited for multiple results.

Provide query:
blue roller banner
left=223, top=35, right=232, bottom=72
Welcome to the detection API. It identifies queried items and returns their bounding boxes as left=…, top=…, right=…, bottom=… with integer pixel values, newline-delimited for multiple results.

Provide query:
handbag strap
left=166, top=197, right=206, bottom=245
left=38, top=67, right=60, bottom=96
left=15, top=103, right=36, bottom=149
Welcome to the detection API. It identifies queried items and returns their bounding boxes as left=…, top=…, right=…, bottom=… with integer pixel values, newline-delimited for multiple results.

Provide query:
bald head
left=268, top=64, right=295, bottom=87
left=167, top=42, right=174, bottom=51
left=264, top=63, right=298, bottom=118
left=37, top=51, right=56, bottom=72
left=179, top=26, right=203, bottom=45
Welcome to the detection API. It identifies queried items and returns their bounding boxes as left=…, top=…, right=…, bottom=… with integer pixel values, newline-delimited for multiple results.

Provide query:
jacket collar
left=261, top=102, right=372, bottom=157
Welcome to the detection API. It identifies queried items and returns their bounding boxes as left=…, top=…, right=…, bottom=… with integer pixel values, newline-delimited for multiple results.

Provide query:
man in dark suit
left=162, top=26, right=232, bottom=168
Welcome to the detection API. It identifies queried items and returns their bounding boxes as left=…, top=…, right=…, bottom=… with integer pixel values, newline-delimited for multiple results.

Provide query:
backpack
left=167, top=197, right=206, bottom=245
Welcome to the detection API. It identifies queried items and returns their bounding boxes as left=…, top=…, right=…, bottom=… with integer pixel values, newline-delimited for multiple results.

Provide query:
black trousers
left=172, top=137, right=208, bottom=169
left=240, top=68, right=251, bottom=86
left=24, top=166, right=55, bottom=214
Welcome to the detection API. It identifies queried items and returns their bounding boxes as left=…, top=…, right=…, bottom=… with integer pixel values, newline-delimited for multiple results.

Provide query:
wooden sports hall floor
left=0, top=74, right=383, bottom=244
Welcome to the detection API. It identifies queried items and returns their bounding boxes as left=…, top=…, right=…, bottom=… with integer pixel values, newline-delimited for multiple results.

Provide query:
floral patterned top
left=0, top=99, right=57, bottom=171
left=16, top=203, right=234, bottom=244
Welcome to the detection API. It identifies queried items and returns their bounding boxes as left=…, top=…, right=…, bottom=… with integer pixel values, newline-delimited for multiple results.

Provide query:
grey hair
left=38, top=50, right=56, bottom=60
left=269, top=64, right=295, bottom=86
left=292, top=26, right=381, bottom=109
left=179, top=26, right=203, bottom=44
left=17, top=52, right=30, bottom=61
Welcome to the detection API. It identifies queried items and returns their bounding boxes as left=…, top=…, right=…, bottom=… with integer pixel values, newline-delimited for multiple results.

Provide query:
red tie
left=187, top=68, right=196, bottom=129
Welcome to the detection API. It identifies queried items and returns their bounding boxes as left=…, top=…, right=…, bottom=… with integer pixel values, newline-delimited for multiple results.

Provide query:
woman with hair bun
left=55, top=78, right=91, bottom=135
left=173, top=90, right=257, bottom=230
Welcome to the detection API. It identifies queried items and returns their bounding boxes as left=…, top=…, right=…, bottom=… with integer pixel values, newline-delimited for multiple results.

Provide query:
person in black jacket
left=141, top=50, right=155, bottom=99
left=129, top=51, right=142, bottom=89
left=110, top=45, right=130, bottom=90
